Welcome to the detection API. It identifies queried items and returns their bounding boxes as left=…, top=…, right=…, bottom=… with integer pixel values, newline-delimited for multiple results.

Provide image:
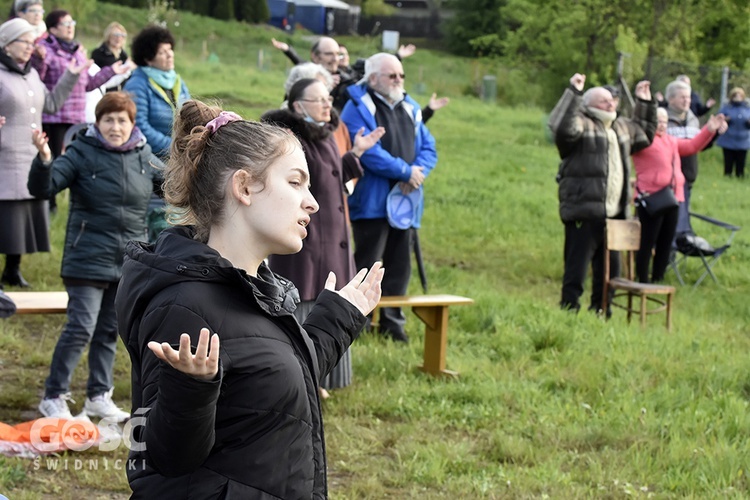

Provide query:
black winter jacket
left=115, top=226, right=366, bottom=499
left=548, top=86, right=657, bottom=222
left=27, top=132, right=162, bottom=281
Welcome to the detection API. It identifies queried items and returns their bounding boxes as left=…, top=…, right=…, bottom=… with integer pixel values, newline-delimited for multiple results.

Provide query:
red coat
left=261, top=109, right=363, bottom=300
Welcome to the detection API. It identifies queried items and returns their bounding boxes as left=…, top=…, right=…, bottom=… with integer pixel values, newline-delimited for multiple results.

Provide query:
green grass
left=2, top=3, right=750, bottom=498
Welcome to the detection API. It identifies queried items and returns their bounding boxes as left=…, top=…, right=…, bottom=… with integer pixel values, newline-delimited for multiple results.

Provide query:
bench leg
left=412, top=305, right=458, bottom=378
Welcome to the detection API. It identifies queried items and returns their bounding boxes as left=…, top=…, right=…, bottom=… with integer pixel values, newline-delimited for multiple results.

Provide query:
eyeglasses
left=24, top=8, right=44, bottom=14
left=111, top=32, right=127, bottom=38
left=299, top=97, right=333, bottom=105
left=319, top=51, right=340, bottom=58
left=58, top=20, right=77, bottom=27
left=383, top=73, right=406, bottom=80
left=11, top=39, right=35, bottom=48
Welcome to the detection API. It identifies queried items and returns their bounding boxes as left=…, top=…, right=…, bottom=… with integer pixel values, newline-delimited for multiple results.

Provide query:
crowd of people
left=549, top=71, right=739, bottom=315
left=2, top=9, right=748, bottom=495
left=0, top=15, right=446, bottom=496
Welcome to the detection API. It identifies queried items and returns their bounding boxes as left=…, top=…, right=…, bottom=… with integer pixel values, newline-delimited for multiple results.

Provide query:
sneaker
left=39, top=393, right=75, bottom=419
left=84, top=389, right=130, bottom=423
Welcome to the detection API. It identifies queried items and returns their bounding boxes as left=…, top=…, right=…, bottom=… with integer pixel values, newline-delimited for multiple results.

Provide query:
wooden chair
left=602, top=219, right=676, bottom=330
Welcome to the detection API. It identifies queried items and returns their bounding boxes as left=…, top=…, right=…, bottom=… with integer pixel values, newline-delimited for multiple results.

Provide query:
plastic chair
left=670, top=212, right=741, bottom=287
left=603, top=219, right=676, bottom=330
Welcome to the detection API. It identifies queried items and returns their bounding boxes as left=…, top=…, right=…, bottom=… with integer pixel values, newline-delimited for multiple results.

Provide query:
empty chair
left=603, top=219, right=676, bottom=330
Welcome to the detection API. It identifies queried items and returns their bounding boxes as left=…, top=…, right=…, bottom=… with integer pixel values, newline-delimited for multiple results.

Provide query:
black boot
left=2, top=255, right=31, bottom=288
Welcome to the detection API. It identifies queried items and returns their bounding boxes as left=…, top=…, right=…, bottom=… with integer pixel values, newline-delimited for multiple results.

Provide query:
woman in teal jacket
left=28, top=92, right=163, bottom=422
left=123, top=25, right=189, bottom=159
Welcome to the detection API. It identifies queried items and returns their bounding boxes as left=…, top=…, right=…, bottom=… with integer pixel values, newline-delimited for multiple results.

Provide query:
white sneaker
left=39, top=393, right=75, bottom=419
left=84, top=388, right=130, bottom=422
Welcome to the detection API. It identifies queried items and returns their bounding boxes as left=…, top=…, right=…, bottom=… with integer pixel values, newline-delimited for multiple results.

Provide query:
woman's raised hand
left=148, top=328, right=220, bottom=381
left=634, top=80, right=651, bottom=101
left=324, top=262, right=384, bottom=316
left=32, top=129, right=52, bottom=162
left=67, top=58, right=93, bottom=75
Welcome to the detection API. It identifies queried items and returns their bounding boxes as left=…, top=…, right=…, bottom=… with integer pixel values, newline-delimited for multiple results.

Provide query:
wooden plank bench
left=372, top=294, right=474, bottom=377
left=5, top=291, right=68, bottom=314
left=5, top=291, right=475, bottom=378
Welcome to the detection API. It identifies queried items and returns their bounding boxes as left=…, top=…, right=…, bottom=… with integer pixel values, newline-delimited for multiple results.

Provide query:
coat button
left=28, top=90, right=34, bottom=96
left=339, top=241, right=347, bottom=248
left=332, top=170, right=339, bottom=177
left=274, top=305, right=281, bottom=311
left=338, top=206, right=344, bottom=212
left=30, top=107, right=36, bottom=114
left=31, top=123, right=38, bottom=129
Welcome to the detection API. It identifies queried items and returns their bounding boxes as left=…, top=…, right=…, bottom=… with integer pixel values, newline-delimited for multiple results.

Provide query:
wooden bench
left=5, top=291, right=475, bottom=378
left=5, top=291, right=68, bottom=314
left=372, top=294, right=474, bottom=377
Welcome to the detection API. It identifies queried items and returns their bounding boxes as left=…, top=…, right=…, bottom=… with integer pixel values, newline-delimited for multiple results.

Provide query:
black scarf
left=0, top=50, right=31, bottom=75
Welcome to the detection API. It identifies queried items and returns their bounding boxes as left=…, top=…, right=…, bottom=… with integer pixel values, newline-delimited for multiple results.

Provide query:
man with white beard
left=340, top=53, right=437, bottom=342
left=548, top=73, right=657, bottom=316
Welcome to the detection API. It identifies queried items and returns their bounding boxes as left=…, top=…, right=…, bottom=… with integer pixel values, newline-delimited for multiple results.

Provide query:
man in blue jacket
left=341, top=53, right=437, bottom=342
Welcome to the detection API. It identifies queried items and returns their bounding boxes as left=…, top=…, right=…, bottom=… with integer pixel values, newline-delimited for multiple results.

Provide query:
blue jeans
left=44, top=284, right=119, bottom=399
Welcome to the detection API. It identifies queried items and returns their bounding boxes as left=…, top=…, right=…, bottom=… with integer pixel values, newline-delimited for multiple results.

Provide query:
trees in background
left=446, top=0, right=750, bottom=106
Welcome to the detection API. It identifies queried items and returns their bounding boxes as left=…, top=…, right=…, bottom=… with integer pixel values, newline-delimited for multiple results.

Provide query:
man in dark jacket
left=549, top=73, right=657, bottom=314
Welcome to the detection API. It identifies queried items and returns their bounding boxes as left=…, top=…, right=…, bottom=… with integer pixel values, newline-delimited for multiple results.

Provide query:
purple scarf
left=86, top=124, right=147, bottom=152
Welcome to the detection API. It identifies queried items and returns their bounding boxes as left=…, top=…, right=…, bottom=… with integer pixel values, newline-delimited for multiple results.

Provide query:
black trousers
left=635, top=204, right=679, bottom=283
left=352, top=218, right=413, bottom=335
left=722, top=148, right=747, bottom=178
left=561, top=219, right=620, bottom=311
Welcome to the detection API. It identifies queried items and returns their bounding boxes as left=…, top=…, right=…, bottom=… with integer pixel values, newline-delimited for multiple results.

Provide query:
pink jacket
left=632, top=126, right=715, bottom=202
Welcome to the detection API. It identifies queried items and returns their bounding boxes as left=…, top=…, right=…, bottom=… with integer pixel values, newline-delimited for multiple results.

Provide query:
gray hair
left=656, top=107, right=669, bottom=120
left=665, top=80, right=690, bottom=100
left=364, top=52, right=399, bottom=84
left=285, top=62, right=333, bottom=94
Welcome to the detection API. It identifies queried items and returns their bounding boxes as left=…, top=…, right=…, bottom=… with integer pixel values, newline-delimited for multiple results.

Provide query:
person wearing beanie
left=0, top=18, right=85, bottom=287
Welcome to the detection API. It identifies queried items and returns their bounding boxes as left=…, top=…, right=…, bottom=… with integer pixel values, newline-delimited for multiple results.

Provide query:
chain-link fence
left=614, top=53, right=749, bottom=120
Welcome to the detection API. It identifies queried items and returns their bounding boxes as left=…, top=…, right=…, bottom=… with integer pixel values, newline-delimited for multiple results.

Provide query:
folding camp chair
left=670, top=212, right=741, bottom=287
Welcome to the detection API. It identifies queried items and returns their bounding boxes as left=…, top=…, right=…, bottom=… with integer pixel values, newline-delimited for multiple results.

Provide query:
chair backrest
left=604, top=218, right=641, bottom=286
left=606, top=219, right=641, bottom=252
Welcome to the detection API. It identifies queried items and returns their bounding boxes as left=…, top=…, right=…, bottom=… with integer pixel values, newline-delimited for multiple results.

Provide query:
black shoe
left=380, top=328, right=409, bottom=343
left=1, top=271, right=31, bottom=288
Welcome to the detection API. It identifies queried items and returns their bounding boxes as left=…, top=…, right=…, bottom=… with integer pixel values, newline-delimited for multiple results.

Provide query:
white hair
left=656, top=107, right=669, bottom=120
left=284, top=63, right=333, bottom=94
left=665, top=80, right=690, bottom=100
left=364, top=52, right=399, bottom=84
left=582, top=87, right=607, bottom=106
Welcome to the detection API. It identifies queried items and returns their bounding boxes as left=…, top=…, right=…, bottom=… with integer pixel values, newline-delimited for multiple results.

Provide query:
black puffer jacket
left=116, top=226, right=366, bottom=499
left=548, top=86, right=657, bottom=222
left=27, top=131, right=162, bottom=281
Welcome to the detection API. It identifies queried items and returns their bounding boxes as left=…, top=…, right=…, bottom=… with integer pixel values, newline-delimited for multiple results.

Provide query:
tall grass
left=1, top=3, right=749, bottom=498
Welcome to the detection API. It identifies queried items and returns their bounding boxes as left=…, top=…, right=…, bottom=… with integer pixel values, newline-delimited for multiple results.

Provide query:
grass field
left=1, top=3, right=750, bottom=498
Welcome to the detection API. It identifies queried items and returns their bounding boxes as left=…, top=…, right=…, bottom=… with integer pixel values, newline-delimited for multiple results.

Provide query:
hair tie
left=205, top=111, right=242, bottom=135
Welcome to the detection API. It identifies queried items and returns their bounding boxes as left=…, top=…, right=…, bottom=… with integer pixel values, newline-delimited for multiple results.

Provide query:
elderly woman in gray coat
left=0, top=18, right=84, bottom=288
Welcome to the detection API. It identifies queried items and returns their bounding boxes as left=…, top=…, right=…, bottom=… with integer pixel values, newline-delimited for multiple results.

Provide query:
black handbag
left=636, top=149, right=679, bottom=216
